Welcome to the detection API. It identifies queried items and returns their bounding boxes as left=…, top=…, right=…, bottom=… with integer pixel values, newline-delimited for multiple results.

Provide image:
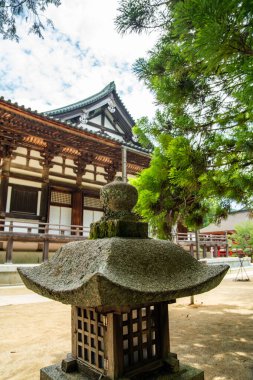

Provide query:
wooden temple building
left=0, top=82, right=150, bottom=262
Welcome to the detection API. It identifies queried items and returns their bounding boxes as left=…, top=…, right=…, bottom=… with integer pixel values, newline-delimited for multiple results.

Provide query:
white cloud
left=0, top=0, right=158, bottom=120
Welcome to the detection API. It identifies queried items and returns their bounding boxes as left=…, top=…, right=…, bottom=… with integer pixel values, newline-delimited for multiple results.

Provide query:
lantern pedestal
left=40, top=362, right=204, bottom=380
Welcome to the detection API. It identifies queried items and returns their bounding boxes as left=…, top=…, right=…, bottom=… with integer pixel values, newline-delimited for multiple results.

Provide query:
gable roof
left=44, top=81, right=135, bottom=126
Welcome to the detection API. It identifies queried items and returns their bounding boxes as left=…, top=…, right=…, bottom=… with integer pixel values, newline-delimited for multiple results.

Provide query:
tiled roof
left=44, top=82, right=136, bottom=127
left=0, top=96, right=151, bottom=155
left=44, top=82, right=116, bottom=116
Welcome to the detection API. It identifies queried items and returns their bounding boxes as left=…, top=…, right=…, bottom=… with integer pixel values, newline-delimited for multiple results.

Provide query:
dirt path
left=0, top=277, right=253, bottom=380
left=170, top=279, right=253, bottom=380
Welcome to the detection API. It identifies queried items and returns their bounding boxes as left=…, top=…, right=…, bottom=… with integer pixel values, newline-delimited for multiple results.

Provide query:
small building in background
left=200, top=209, right=251, bottom=257
left=200, top=209, right=251, bottom=235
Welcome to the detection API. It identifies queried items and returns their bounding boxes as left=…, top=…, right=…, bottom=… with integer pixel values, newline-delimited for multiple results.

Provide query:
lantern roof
left=18, top=237, right=228, bottom=309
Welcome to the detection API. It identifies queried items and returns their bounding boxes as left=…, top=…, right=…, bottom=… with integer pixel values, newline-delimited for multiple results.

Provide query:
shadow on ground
left=170, top=302, right=253, bottom=380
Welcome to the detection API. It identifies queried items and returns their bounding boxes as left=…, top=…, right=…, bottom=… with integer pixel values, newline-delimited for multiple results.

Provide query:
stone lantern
left=18, top=178, right=229, bottom=380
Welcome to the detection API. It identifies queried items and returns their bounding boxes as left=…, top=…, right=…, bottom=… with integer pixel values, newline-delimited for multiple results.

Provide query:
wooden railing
left=0, top=219, right=89, bottom=237
left=173, top=232, right=229, bottom=260
left=0, top=219, right=229, bottom=264
left=0, top=219, right=89, bottom=263
left=175, top=232, right=227, bottom=244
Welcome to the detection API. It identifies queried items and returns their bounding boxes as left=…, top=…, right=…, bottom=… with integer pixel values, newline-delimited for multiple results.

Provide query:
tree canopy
left=0, top=0, right=61, bottom=41
left=116, top=0, right=253, bottom=238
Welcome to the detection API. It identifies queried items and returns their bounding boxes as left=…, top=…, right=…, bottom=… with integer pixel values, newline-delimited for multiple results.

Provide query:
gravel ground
left=0, top=274, right=253, bottom=380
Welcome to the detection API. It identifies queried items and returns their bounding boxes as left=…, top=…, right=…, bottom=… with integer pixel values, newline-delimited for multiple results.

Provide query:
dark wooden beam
left=72, top=190, right=83, bottom=228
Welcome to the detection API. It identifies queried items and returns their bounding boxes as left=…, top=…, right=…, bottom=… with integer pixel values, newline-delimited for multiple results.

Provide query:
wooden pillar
left=157, top=303, right=170, bottom=357
left=6, top=221, right=13, bottom=263
left=122, top=146, right=127, bottom=183
left=71, top=306, right=78, bottom=359
left=6, top=238, right=13, bottom=263
left=43, top=224, right=49, bottom=262
left=43, top=240, right=49, bottom=261
left=0, top=156, right=12, bottom=263
left=40, top=150, right=54, bottom=223
left=214, top=244, right=218, bottom=258
left=40, top=182, right=50, bottom=222
left=0, top=156, right=11, bottom=218
left=203, top=244, right=207, bottom=258
left=105, top=313, right=124, bottom=379
left=195, top=230, right=200, bottom=260
left=71, top=190, right=83, bottom=234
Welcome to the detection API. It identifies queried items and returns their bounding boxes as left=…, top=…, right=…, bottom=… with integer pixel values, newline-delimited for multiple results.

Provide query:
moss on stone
left=90, top=220, right=148, bottom=239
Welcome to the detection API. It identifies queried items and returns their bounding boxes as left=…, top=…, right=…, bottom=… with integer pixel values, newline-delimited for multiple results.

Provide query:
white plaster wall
left=10, top=168, right=41, bottom=177
left=65, top=167, right=75, bottom=176
left=49, top=175, right=76, bottom=184
left=83, top=172, right=94, bottom=180
left=29, top=159, right=41, bottom=169
left=50, top=164, right=62, bottom=174
left=15, top=147, right=27, bottom=155
left=86, top=165, right=94, bottom=171
left=52, top=156, right=63, bottom=164
left=104, top=117, right=115, bottom=130
left=82, top=182, right=101, bottom=189
left=65, top=159, right=74, bottom=167
left=97, top=166, right=106, bottom=174
left=12, top=156, right=26, bottom=165
left=90, top=115, right=101, bottom=125
left=96, top=175, right=106, bottom=183
left=9, top=178, right=42, bottom=188
left=31, top=150, right=41, bottom=158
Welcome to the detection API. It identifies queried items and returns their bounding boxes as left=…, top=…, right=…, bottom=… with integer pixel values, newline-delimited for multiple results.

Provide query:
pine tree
left=117, top=0, right=253, bottom=238
left=0, top=0, right=61, bottom=41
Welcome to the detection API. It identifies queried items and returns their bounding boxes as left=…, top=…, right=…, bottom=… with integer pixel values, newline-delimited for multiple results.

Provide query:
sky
left=0, top=0, right=159, bottom=120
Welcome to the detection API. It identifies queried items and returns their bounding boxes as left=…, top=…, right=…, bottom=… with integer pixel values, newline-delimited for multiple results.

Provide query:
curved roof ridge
left=44, top=81, right=116, bottom=116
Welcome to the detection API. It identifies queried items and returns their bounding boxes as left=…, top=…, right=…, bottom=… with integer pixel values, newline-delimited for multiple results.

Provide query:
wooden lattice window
left=51, top=191, right=72, bottom=206
left=83, top=197, right=102, bottom=210
left=121, top=305, right=158, bottom=370
left=76, top=307, right=105, bottom=371
left=10, top=186, right=38, bottom=216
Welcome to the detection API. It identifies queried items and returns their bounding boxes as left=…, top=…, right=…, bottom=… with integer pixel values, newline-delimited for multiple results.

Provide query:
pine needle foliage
left=0, top=0, right=61, bottom=41
left=117, top=0, right=253, bottom=238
